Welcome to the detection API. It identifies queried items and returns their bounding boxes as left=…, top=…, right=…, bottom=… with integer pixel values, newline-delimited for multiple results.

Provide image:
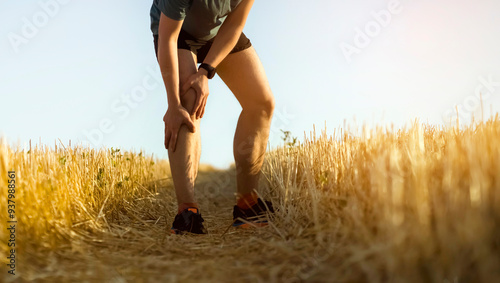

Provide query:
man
left=150, top=0, right=275, bottom=234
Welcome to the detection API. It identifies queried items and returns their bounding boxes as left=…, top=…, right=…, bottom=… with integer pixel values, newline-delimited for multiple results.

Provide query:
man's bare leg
left=167, top=49, right=201, bottom=206
left=216, top=47, right=275, bottom=197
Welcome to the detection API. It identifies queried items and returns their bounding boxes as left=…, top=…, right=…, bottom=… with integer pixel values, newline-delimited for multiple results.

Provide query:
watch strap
left=199, top=63, right=216, bottom=79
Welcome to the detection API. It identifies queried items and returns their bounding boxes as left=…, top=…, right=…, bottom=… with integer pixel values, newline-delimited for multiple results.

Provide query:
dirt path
left=15, top=169, right=317, bottom=283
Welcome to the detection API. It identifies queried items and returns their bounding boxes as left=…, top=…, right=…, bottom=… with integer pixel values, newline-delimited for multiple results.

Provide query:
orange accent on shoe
left=178, top=203, right=199, bottom=214
left=236, top=192, right=258, bottom=210
left=187, top=208, right=198, bottom=213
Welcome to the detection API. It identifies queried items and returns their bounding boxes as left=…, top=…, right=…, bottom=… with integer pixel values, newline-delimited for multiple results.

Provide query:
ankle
left=236, top=192, right=259, bottom=210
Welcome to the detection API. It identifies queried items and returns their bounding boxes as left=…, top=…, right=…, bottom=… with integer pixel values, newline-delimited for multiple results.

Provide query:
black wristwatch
left=199, top=63, right=216, bottom=79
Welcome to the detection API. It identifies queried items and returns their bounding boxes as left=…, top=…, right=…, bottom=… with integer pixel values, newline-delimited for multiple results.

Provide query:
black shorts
left=154, top=29, right=252, bottom=63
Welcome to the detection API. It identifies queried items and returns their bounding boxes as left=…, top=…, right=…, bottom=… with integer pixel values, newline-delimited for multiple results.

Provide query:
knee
left=261, top=93, right=275, bottom=119
left=245, top=91, right=275, bottom=119
left=266, top=94, right=275, bottom=116
left=179, top=88, right=197, bottom=115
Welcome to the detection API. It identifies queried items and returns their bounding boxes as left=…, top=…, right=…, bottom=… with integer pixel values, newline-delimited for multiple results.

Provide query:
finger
left=195, top=96, right=203, bottom=118
left=181, top=80, right=193, bottom=95
left=196, top=97, right=205, bottom=119
left=164, top=130, right=171, bottom=150
left=170, top=132, right=178, bottom=152
left=200, top=96, right=208, bottom=118
left=200, top=98, right=207, bottom=118
left=192, top=92, right=202, bottom=115
left=184, top=116, right=196, bottom=133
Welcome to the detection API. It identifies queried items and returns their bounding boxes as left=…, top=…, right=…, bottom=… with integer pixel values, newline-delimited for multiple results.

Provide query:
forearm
left=203, top=21, right=245, bottom=68
left=158, top=37, right=181, bottom=108
left=203, top=0, right=254, bottom=68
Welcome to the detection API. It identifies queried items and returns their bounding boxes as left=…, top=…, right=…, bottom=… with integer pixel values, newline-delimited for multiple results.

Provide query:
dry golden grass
left=1, top=116, right=499, bottom=282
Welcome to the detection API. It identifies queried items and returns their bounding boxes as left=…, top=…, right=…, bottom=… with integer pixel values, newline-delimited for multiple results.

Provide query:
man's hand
left=181, top=69, right=209, bottom=119
left=163, top=106, right=195, bottom=152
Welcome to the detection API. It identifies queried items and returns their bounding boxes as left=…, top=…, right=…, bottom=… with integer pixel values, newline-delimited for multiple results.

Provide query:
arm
left=203, top=0, right=255, bottom=68
left=158, top=12, right=195, bottom=151
left=181, top=0, right=255, bottom=119
left=158, top=12, right=183, bottom=109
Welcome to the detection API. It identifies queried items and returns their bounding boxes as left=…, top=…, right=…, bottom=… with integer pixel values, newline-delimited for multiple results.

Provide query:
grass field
left=1, top=116, right=500, bottom=282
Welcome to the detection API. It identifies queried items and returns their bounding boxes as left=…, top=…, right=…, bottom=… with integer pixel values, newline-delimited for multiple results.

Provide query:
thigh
left=178, top=49, right=198, bottom=114
left=216, top=47, right=274, bottom=110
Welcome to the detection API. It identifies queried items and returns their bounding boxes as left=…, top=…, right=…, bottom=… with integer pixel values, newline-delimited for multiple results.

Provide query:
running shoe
left=171, top=207, right=207, bottom=234
left=232, top=198, right=274, bottom=228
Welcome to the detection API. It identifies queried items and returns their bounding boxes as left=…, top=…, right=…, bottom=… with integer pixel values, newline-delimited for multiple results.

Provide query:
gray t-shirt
left=150, top=0, right=242, bottom=42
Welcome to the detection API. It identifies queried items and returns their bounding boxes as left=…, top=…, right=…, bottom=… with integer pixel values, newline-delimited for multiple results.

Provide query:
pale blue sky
left=1, top=0, right=500, bottom=168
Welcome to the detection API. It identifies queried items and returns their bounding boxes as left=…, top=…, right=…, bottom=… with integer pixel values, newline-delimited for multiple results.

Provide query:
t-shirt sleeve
left=158, top=0, right=191, bottom=21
